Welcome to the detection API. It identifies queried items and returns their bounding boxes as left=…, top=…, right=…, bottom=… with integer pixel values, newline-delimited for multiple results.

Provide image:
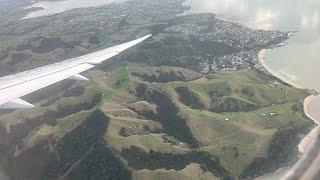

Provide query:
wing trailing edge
left=0, top=34, right=152, bottom=109
left=0, top=98, right=34, bottom=109
left=69, top=74, right=89, bottom=81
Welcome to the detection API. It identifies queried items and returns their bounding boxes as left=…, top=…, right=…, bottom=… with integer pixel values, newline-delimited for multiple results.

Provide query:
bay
left=23, top=0, right=127, bottom=19
left=185, top=0, right=320, bottom=128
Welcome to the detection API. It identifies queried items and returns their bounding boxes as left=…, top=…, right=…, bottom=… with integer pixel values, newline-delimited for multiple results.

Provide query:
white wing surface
left=0, top=35, right=151, bottom=109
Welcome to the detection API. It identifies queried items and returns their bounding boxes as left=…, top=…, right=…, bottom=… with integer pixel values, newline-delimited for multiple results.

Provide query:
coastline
left=181, top=2, right=319, bottom=178
left=258, top=49, right=318, bottom=125
left=257, top=49, right=304, bottom=89
left=299, top=95, right=320, bottom=153
left=258, top=48, right=320, bottom=161
left=303, top=95, right=320, bottom=124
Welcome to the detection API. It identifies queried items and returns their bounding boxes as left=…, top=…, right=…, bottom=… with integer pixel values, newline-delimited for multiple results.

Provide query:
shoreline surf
left=257, top=48, right=320, bottom=180
left=258, top=49, right=318, bottom=125
left=258, top=48, right=320, bottom=170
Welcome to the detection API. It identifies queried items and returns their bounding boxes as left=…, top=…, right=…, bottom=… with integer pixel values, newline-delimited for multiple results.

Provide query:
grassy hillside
left=99, top=65, right=312, bottom=177
left=0, top=0, right=313, bottom=179
left=0, top=63, right=312, bottom=180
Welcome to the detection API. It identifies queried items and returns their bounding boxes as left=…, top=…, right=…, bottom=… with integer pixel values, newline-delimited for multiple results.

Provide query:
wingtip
left=139, top=34, right=152, bottom=41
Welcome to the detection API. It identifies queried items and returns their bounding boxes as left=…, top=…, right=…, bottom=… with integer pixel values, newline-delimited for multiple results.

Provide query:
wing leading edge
left=0, top=35, right=151, bottom=109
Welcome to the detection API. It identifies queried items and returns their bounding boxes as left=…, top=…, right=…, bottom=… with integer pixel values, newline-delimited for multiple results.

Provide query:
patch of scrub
left=131, top=66, right=202, bottom=83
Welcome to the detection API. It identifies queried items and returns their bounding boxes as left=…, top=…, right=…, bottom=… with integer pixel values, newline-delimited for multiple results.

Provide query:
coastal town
left=0, top=0, right=319, bottom=180
left=198, top=51, right=258, bottom=73
left=166, top=18, right=287, bottom=49
left=165, top=17, right=289, bottom=73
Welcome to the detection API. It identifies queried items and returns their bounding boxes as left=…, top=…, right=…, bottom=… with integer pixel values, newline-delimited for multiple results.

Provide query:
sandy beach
left=258, top=49, right=304, bottom=89
left=257, top=49, right=320, bottom=179
left=298, top=126, right=320, bottom=153
left=258, top=49, right=318, bottom=124
left=303, top=95, right=320, bottom=124
left=258, top=49, right=320, bottom=153
left=299, top=95, right=320, bottom=153
left=258, top=49, right=317, bottom=123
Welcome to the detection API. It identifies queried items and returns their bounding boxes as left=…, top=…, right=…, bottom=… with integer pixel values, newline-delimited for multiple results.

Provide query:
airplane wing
left=0, top=35, right=151, bottom=109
